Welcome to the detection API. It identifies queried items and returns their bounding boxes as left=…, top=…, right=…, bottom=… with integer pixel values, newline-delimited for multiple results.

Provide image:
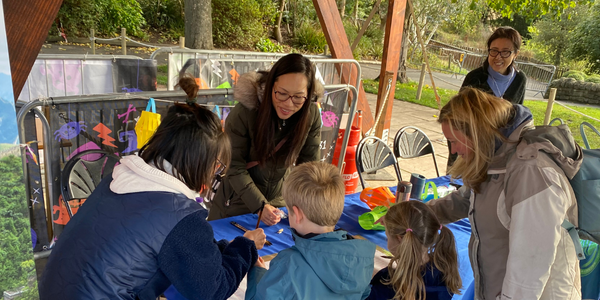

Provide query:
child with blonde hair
left=245, top=161, right=376, bottom=300
left=368, top=201, right=462, bottom=300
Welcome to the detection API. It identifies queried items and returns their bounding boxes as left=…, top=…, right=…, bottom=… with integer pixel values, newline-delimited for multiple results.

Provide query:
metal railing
left=18, top=54, right=156, bottom=102
left=149, top=49, right=361, bottom=93
left=17, top=83, right=358, bottom=252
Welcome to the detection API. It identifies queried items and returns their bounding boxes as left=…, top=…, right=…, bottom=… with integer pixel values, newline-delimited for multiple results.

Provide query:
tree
left=528, top=6, right=586, bottom=66
left=482, top=0, right=592, bottom=20
left=185, top=0, right=213, bottom=49
left=274, top=0, right=286, bottom=43
left=569, top=2, right=600, bottom=72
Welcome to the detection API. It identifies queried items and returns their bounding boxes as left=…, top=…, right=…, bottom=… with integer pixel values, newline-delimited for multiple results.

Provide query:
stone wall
left=544, top=78, right=600, bottom=105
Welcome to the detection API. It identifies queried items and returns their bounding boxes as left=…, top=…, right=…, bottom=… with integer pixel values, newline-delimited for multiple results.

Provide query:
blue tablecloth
left=168, top=175, right=474, bottom=300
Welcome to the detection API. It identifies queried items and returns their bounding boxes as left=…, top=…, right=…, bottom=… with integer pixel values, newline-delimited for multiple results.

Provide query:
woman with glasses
left=461, top=26, right=527, bottom=104
left=448, top=26, right=528, bottom=169
left=40, top=79, right=267, bottom=300
left=208, top=53, right=323, bottom=225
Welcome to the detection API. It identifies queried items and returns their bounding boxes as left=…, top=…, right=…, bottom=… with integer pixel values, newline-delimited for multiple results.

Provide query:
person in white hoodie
left=40, top=82, right=266, bottom=300
left=428, top=87, right=582, bottom=300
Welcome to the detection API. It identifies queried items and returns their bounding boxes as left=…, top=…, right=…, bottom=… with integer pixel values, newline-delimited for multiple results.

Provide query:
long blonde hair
left=384, top=201, right=462, bottom=300
left=438, top=88, right=514, bottom=192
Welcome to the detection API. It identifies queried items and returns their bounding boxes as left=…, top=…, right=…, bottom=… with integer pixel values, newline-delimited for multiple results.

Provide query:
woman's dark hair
left=140, top=76, right=230, bottom=194
left=254, top=53, right=317, bottom=167
left=487, top=26, right=522, bottom=52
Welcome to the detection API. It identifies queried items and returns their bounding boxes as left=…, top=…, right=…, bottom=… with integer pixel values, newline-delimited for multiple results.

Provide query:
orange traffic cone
left=339, top=111, right=362, bottom=194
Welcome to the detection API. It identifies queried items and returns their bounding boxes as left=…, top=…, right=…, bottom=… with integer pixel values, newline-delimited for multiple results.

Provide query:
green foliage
left=137, top=0, right=184, bottom=37
left=212, top=0, right=276, bottom=49
left=586, top=75, right=600, bottom=83
left=569, top=2, right=600, bottom=73
left=482, top=0, right=592, bottom=20
left=293, top=23, right=328, bottom=53
left=56, top=0, right=146, bottom=37
left=526, top=5, right=587, bottom=66
left=343, top=20, right=384, bottom=60
left=564, top=70, right=587, bottom=81
left=255, top=38, right=285, bottom=53
left=0, top=154, right=37, bottom=298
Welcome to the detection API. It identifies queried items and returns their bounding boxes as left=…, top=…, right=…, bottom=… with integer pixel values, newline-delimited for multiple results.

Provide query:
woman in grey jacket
left=428, top=87, right=582, bottom=300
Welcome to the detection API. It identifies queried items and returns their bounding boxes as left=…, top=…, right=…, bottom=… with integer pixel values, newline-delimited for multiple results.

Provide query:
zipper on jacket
left=469, top=191, right=486, bottom=299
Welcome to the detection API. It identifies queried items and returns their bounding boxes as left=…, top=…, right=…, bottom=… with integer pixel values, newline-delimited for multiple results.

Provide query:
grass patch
left=363, top=79, right=600, bottom=149
left=157, top=75, right=168, bottom=86
left=157, top=64, right=168, bottom=73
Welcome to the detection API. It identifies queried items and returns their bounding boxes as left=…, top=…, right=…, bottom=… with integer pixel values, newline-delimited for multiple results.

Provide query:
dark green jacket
left=208, top=72, right=322, bottom=220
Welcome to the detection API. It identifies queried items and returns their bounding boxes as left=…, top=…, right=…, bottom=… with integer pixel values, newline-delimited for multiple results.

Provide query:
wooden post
left=121, top=28, right=126, bottom=55
left=313, top=0, right=375, bottom=133
left=543, top=88, right=557, bottom=125
left=374, top=0, right=407, bottom=140
left=179, top=36, right=185, bottom=48
left=416, top=63, right=426, bottom=100
left=91, top=29, right=95, bottom=55
left=350, top=0, right=383, bottom=52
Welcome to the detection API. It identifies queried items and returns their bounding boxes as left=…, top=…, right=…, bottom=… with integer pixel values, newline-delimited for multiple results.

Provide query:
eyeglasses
left=488, top=49, right=514, bottom=58
left=274, top=90, right=307, bottom=105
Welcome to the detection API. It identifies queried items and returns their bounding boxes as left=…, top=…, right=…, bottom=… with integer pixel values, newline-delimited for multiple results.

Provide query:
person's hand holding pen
left=259, top=204, right=281, bottom=226
left=243, top=229, right=266, bottom=250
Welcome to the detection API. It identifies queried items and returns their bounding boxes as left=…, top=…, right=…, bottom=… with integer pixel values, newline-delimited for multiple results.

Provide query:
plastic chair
left=60, top=149, right=120, bottom=217
left=393, top=126, right=440, bottom=178
left=549, top=118, right=565, bottom=126
left=580, top=122, right=600, bottom=150
left=355, top=136, right=402, bottom=189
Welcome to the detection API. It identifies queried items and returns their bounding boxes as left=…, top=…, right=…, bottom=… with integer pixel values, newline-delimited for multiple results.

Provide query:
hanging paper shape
left=321, top=111, right=339, bottom=128
left=229, top=69, right=240, bottom=85
left=117, top=104, right=137, bottom=124
left=54, top=121, right=87, bottom=142
left=135, top=98, right=161, bottom=148
left=211, top=105, right=222, bottom=119
left=195, top=77, right=209, bottom=90
left=93, top=123, right=117, bottom=148
left=67, top=141, right=101, bottom=161
left=118, top=130, right=138, bottom=153
left=222, top=107, right=231, bottom=122
left=216, top=81, right=232, bottom=89
left=211, top=60, right=223, bottom=78
left=315, top=67, right=326, bottom=85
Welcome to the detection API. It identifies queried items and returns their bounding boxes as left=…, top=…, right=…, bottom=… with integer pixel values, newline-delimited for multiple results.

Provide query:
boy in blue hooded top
left=245, top=161, right=376, bottom=300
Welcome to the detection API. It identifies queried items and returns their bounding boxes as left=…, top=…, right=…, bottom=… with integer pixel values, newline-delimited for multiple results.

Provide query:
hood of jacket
left=110, top=155, right=199, bottom=200
left=233, top=71, right=325, bottom=110
left=292, top=230, right=375, bottom=295
left=495, top=104, right=533, bottom=151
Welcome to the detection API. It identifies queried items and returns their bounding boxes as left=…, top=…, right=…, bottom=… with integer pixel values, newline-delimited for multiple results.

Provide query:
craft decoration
left=93, top=123, right=117, bottom=148
left=195, top=77, right=209, bottom=89
left=135, top=98, right=161, bottom=148
left=211, top=105, right=222, bottom=119
left=118, top=130, right=138, bottom=153
left=321, top=111, right=339, bottom=128
left=360, top=187, right=396, bottom=209
left=121, top=87, right=143, bottom=93
left=67, top=141, right=101, bottom=161
left=25, top=143, right=39, bottom=165
left=211, top=60, right=223, bottom=78
left=54, top=121, right=87, bottom=141
left=421, top=181, right=438, bottom=202
left=222, top=107, right=231, bottom=122
left=53, top=195, right=87, bottom=225
left=216, top=81, right=232, bottom=89
left=358, top=206, right=388, bottom=230
left=229, top=69, right=240, bottom=85
left=117, top=104, right=137, bottom=124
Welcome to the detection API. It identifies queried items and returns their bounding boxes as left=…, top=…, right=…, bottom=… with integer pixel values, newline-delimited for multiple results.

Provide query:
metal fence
left=18, top=54, right=158, bottom=102
left=16, top=83, right=358, bottom=264
left=409, top=44, right=557, bottom=95
left=150, top=48, right=361, bottom=92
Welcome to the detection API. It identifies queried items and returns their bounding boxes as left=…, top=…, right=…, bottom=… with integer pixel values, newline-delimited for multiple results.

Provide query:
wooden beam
left=350, top=0, right=383, bottom=52
left=313, top=0, right=375, bottom=132
left=3, top=0, right=63, bottom=102
left=374, top=0, right=407, bottom=143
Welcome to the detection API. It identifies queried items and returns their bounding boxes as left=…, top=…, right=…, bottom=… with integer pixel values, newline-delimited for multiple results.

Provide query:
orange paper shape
left=93, top=123, right=117, bottom=147
left=195, top=77, right=209, bottom=89
left=360, top=186, right=396, bottom=209
left=52, top=195, right=87, bottom=225
left=229, top=69, right=240, bottom=85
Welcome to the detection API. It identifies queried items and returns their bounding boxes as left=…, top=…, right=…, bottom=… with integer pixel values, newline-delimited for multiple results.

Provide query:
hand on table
left=260, top=204, right=281, bottom=226
left=255, top=256, right=267, bottom=269
left=244, top=228, right=266, bottom=250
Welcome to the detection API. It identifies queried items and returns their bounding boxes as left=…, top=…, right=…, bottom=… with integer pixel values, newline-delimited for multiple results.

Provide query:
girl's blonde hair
left=384, top=201, right=461, bottom=300
left=438, top=88, right=514, bottom=192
